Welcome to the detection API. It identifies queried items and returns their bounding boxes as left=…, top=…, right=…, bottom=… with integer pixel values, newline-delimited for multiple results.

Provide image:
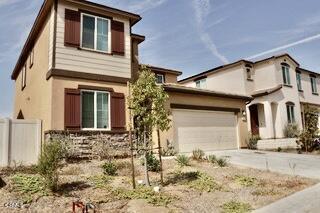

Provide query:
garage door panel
left=173, top=111, right=236, bottom=127
left=173, top=110, right=238, bottom=153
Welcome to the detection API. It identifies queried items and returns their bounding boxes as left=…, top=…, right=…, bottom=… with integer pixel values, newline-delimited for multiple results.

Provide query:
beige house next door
left=173, top=109, right=239, bottom=153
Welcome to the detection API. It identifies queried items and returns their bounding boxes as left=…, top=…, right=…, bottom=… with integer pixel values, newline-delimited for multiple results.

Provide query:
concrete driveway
left=209, top=149, right=320, bottom=179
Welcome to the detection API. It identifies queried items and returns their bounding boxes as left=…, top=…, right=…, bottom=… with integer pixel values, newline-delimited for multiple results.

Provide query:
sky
left=1, top=0, right=320, bottom=118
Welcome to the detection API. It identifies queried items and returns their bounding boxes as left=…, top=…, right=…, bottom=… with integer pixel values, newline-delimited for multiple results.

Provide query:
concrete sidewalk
left=209, top=149, right=320, bottom=179
left=253, top=183, right=320, bottom=213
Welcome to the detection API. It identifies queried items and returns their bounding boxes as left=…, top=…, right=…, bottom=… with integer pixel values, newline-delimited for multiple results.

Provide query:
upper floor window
left=81, top=90, right=110, bottom=130
left=246, top=68, right=252, bottom=80
left=195, top=78, right=206, bottom=89
left=156, top=73, right=164, bottom=84
left=281, top=63, right=291, bottom=86
left=81, top=13, right=111, bottom=53
left=286, top=102, right=295, bottom=124
left=310, top=75, right=318, bottom=94
left=296, top=71, right=302, bottom=91
left=21, top=64, right=26, bottom=90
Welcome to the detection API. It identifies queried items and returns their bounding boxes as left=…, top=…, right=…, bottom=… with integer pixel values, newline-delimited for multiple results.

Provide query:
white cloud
left=191, top=0, right=229, bottom=64
left=0, top=0, right=21, bottom=8
left=247, top=33, right=320, bottom=60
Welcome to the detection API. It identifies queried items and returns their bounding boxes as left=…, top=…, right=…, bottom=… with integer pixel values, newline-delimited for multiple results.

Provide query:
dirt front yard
left=0, top=157, right=317, bottom=213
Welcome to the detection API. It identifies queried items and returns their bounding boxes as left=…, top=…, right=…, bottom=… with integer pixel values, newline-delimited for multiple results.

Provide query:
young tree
left=129, top=65, right=171, bottom=186
left=298, top=105, right=319, bottom=152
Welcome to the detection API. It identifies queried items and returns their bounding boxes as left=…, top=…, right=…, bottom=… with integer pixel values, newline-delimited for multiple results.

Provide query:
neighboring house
left=11, top=0, right=252, bottom=154
left=180, top=53, right=320, bottom=140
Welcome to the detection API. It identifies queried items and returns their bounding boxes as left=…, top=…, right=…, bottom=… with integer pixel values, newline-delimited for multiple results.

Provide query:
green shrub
left=234, top=175, right=257, bottom=187
left=113, top=186, right=174, bottom=206
left=277, top=147, right=282, bottom=152
left=246, top=134, right=260, bottom=150
left=298, top=105, right=319, bottom=152
left=284, top=123, right=299, bottom=138
left=166, top=171, right=220, bottom=192
left=141, top=153, right=161, bottom=172
left=102, top=161, right=118, bottom=176
left=207, top=155, right=217, bottom=164
left=188, top=172, right=220, bottom=192
left=192, top=148, right=205, bottom=160
left=217, top=158, right=228, bottom=167
left=175, top=155, right=190, bottom=167
left=221, top=201, right=252, bottom=213
left=162, top=140, right=177, bottom=156
left=11, top=174, right=48, bottom=203
left=37, top=141, right=66, bottom=191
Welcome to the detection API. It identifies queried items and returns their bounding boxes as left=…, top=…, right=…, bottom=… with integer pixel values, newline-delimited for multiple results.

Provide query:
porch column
left=263, top=101, right=275, bottom=138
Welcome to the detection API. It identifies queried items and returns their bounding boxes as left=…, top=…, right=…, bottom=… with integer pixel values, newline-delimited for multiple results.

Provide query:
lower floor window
left=82, top=90, right=109, bottom=129
left=286, top=103, right=295, bottom=124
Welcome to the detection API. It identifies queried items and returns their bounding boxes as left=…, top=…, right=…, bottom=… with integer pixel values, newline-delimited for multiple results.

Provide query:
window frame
left=286, top=102, right=295, bottom=124
left=195, top=78, right=206, bottom=89
left=310, top=75, right=318, bottom=94
left=21, top=64, right=26, bottom=90
left=80, top=90, right=111, bottom=131
left=155, top=73, right=165, bottom=84
left=246, top=68, right=252, bottom=80
left=80, top=13, right=111, bottom=54
left=296, top=71, right=302, bottom=91
left=282, top=64, right=291, bottom=86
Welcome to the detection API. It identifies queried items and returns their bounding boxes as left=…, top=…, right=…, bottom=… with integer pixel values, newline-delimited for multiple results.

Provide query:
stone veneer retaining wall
left=257, top=138, right=298, bottom=150
left=45, top=131, right=132, bottom=160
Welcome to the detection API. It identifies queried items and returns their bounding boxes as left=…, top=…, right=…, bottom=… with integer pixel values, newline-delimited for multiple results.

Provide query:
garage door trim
left=171, top=103, right=240, bottom=113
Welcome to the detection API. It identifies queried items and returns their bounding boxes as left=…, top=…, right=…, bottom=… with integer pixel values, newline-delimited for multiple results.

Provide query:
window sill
left=298, top=89, right=304, bottom=92
left=283, top=84, right=292, bottom=88
left=312, top=92, right=319, bottom=96
left=247, top=78, right=253, bottom=81
left=78, top=47, right=113, bottom=56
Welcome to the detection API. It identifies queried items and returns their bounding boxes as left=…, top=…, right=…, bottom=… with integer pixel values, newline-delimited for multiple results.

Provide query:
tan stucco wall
left=155, top=92, right=249, bottom=151
left=165, top=73, right=178, bottom=83
left=51, top=77, right=129, bottom=130
left=13, top=12, right=52, bottom=132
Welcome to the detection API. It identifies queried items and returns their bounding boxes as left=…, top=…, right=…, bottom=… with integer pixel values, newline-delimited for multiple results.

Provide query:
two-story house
left=11, top=0, right=252, bottom=155
left=12, top=0, right=144, bottom=135
left=180, top=53, right=320, bottom=140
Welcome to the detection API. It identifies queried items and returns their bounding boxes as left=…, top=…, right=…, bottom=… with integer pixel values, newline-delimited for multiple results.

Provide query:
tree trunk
left=157, top=129, right=164, bottom=185
left=129, top=127, right=136, bottom=189
left=143, top=129, right=150, bottom=186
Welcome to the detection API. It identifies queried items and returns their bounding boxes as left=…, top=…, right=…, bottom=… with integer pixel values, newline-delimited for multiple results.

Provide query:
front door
left=250, top=105, right=259, bottom=135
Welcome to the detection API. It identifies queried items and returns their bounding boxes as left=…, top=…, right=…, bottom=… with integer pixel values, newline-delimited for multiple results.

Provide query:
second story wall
left=299, top=70, right=320, bottom=105
left=55, top=0, right=132, bottom=78
left=253, top=61, right=279, bottom=91
left=183, top=65, right=248, bottom=95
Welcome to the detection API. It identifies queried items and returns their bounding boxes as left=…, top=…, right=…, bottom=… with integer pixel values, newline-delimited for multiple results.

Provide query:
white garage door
left=173, top=109, right=238, bottom=153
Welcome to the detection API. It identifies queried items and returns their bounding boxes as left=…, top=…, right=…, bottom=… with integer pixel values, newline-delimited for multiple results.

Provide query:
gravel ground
left=0, top=158, right=317, bottom=213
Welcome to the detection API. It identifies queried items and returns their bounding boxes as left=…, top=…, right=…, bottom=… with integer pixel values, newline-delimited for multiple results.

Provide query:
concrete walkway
left=253, top=183, right=320, bottom=213
left=209, top=149, right=320, bottom=212
left=209, top=149, right=320, bottom=179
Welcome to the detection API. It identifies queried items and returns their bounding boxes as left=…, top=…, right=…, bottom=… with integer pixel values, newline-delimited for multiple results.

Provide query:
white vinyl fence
left=0, top=118, right=41, bottom=167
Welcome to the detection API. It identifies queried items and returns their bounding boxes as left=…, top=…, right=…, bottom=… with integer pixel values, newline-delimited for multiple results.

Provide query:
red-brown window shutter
left=64, top=9, right=80, bottom=47
left=111, top=20, right=125, bottom=55
left=64, top=88, right=81, bottom=130
left=111, top=92, right=126, bottom=130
